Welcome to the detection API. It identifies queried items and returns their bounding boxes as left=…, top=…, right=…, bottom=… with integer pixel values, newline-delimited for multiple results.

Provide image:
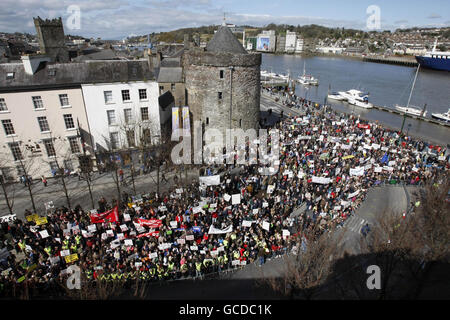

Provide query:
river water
left=261, top=54, right=450, bottom=146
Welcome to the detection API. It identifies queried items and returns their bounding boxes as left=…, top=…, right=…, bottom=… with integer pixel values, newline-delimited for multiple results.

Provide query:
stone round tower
left=183, top=26, right=261, bottom=136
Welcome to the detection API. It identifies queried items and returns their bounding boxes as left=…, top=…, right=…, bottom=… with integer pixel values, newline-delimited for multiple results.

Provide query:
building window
left=2, top=119, right=15, bottom=135
left=206, top=117, right=209, bottom=125
left=110, top=132, right=119, bottom=150
left=141, top=107, right=149, bottom=121
left=43, top=139, right=56, bottom=157
left=0, top=98, right=7, bottom=111
left=171, top=83, right=176, bottom=91
left=63, top=114, right=75, bottom=129
left=122, top=90, right=131, bottom=102
left=159, top=86, right=164, bottom=94
left=107, top=110, right=116, bottom=125
left=126, top=130, right=135, bottom=147
left=220, top=70, right=224, bottom=79
left=9, top=142, right=23, bottom=161
left=37, top=116, right=50, bottom=132
left=239, top=119, right=242, bottom=128
left=32, top=96, right=44, bottom=109
left=124, top=108, right=133, bottom=124
left=59, top=94, right=70, bottom=107
left=68, top=136, right=80, bottom=154
left=104, top=91, right=113, bottom=104
left=139, top=89, right=147, bottom=100
left=6, top=72, right=14, bottom=80
left=218, top=92, right=223, bottom=100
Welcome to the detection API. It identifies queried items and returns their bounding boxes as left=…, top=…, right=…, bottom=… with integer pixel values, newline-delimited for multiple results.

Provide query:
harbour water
left=261, top=54, right=450, bottom=146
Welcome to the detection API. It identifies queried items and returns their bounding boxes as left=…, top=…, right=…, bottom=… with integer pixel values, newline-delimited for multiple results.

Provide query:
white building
left=81, top=81, right=161, bottom=153
left=316, top=46, right=344, bottom=54
left=285, top=31, right=297, bottom=53
left=295, top=38, right=304, bottom=53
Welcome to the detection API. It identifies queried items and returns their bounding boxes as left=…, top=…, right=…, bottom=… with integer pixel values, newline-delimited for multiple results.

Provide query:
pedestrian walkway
left=344, top=215, right=367, bottom=234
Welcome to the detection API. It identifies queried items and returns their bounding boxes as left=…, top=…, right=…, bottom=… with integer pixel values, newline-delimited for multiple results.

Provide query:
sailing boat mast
left=406, top=64, right=420, bottom=108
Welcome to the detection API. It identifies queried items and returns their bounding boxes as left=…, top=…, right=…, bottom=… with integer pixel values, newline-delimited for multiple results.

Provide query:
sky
left=0, top=0, right=449, bottom=40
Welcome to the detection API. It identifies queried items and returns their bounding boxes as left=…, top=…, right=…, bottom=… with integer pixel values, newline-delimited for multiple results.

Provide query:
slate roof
left=157, top=67, right=183, bottom=83
left=206, top=26, right=247, bottom=54
left=0, top=59, right=156, bottom=92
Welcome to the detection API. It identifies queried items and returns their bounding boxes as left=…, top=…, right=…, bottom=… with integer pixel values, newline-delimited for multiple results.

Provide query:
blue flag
left=380, top=152, right=389, bottom=164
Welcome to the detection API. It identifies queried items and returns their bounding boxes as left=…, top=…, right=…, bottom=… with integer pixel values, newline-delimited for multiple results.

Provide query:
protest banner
left=311, top=176, right=331, bottom=184
left=199, top=175, right=221, bottom=186
left=208, top=225, right=233, bottom=234
left=25, top=214, right=39, bottom=222
left=90, top=206, right=119, bottom=224
left=242, top=220, right=253, bottom=227
left=350, top=167, right=365, bottom=177
left=137, top=218, right=163, bottom=228
left=137, top=231, right=159, bottom=238
left=348, top=190, right=360, bottom=199
left=0, top=214, right=16, bottom=223
left=35, top=217, right=48, bottom=226
left=186, top=235, right=194, bottom=241
left=64, top=253, right=78, bottom=264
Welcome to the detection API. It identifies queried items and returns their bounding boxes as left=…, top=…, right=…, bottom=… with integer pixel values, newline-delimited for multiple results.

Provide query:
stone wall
left=184, top=50, right=261, bottom=138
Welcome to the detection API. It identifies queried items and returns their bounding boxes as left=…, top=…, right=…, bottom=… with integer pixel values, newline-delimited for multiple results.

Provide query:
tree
left=0, top=138, right=40, bottom=213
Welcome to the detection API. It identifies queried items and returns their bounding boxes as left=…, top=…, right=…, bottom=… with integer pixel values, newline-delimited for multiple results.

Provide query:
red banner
left=137, top=231, right=160, bottom=238
left=357, top=124, right=371, bottom=129
left=90, top=206, right=119, bottom=224
left=137, top=218, right=162, bottom=229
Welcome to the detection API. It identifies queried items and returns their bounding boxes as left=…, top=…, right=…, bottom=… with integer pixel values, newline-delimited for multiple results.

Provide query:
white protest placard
left=200, top=250, right=206, bottom=255
left=232, top=194, right=241, bottom=205
left=350, top=167, right=365, bottom=177
left=312, top=176, right=331, bottom=184
left=374, top=166, right=382, bottom=173
left=149, top=252, right=158, bottom=259
left=177, top=238, right=186, bottom=245
left=135, top=262, right=142, bottom=267
left=60, top=249, right=70, bottom=257
left=124, top=239, right=133, bottom=246
left=117, top=233, right=125, bottom=240
left=120, top=224, right=128, bottom=232
left=240, top=260, right=247, bottom=266
left=282, top=229, right=290, bottom=238
left=39, top=230, right=49, bottom=239
left=223, top=194, right=231, bottom=202
left=262, top=221, right=270, bottom=231
left=123, top=214, right=131, bottom=222
left=190, top=245, right=198, bottom=251
left=186, top=235, right=194, bottom=241
left=106, top=230, right=114, bottom=237
left=50, top=256, right=60, bottom=265
left=262, top=201, right=269, bottom=208
left=176, top=188, right=183, bottom=194
left=87, top=224, right=97, bottom=233
left=348, top=190, right=360, bottom=199
left=232, top=260, right=240, bottom=266
left=242, top=220, right=253, bottom=228
left=267, top=185, right=275, bottom=194
left=199, top=175, right=221, bottom=186
left=170, top=221, right=178, bottom=228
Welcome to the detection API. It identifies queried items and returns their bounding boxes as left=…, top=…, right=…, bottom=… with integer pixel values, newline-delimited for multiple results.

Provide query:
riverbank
left=262, top=90, right=448, bottom=146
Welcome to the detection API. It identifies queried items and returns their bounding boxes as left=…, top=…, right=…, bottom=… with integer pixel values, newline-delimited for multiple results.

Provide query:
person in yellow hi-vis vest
left=195, top=260, right=202, bottom=278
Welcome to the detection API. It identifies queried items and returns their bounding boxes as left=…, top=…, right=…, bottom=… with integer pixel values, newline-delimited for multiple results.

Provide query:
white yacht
left=348, top=98, right=373, bottom=109
left=431, top=109, right=450, bottom=122
left=395, top=64, right=426, bottom=117
left=395, top=105, right=427, bottom=117
left=327, top=92, right=346, bottom=101
left=297, top=61, right=319, bottom=86
left=338, top=89, right=370, bottom=103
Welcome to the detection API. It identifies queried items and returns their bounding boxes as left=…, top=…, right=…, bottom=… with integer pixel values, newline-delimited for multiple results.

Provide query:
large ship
left=415, top=39, right=450, bottom=72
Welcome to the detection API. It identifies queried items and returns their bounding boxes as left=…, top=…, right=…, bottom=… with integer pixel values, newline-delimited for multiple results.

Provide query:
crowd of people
left=0, top=90, right=448, bottom=298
